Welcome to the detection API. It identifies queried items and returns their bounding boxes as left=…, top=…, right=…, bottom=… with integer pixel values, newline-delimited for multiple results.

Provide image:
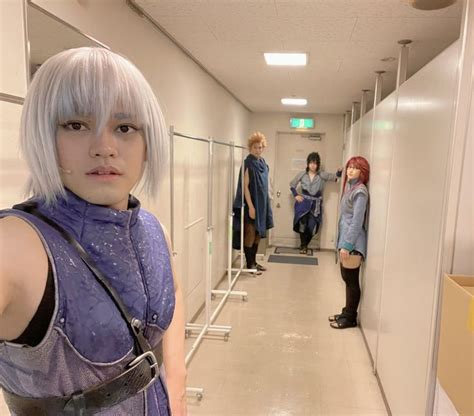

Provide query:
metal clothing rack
left=169, top=126, right=255, bottom=400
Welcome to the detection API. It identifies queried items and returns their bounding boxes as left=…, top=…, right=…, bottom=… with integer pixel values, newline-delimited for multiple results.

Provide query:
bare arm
left=161, top=226, right=187, bottom=416
left=244, top=168, right=256, bottom=219
left=0, top=216, right=48, bottom=340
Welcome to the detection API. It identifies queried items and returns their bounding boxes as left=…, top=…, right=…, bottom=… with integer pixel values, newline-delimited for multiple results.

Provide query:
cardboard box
left=437, top=274, right=474, bottom=416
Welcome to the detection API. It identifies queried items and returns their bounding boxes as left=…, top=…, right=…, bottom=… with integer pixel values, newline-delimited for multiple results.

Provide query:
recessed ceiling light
left=381, top=57, right=396, bottom=62
left=264, top=53, right=307, bottom=66
left=281, top=98, right=307, bottom=106
left=409, top=0, right=456, bottom=10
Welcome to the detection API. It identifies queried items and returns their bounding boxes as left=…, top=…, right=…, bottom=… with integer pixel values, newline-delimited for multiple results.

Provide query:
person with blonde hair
left=233, top=132, right=273, bottom=274
left=0, top=47, right=186, bottom=415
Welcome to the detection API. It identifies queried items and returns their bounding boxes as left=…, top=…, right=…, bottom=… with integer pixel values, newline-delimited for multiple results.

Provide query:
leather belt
left=2, top=342, right=163, bottom=416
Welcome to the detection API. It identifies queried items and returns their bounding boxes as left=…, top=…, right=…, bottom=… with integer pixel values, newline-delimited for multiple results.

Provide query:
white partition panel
left=377, top=42, right=459, bottom=415
left=359, top=108, right=374, bottom=160
left=452, top=88, right=474, bottom=274
left=173, top=138, right=208, bottom=321
left=345, top=119, right=361, bottom=161
left=359, top=92, right=398, bottom=364
left=0, top=0, right=27, bottom=97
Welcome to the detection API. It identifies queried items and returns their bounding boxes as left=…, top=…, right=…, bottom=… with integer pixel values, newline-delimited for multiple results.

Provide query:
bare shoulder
left=0, top=215, right=48, bottom=328
left=0, top=215, right=47, bottom=257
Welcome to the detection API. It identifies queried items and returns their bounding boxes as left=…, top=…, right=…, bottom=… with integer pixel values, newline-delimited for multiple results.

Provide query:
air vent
left=302, top=133, right=323, bottom=141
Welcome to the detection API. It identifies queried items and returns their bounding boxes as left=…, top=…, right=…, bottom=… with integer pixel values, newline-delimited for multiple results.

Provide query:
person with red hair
left=329, top=156, right=370, bottom=329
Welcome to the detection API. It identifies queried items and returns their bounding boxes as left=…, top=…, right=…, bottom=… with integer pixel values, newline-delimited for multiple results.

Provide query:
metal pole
left=374, top=70, right=385, bottom=107
left=240, top=150, right=245, bottom=270
left=228, top=143, right=234, bottom=287
left=169, top=126, right=175, bottom=248
left=360, top=89, right=370, bottom=117
left=351, top=101, right=360, bottom=124
left=396, top=39, right=412, bottom=87
left=205, top=139, right=213, bottom=326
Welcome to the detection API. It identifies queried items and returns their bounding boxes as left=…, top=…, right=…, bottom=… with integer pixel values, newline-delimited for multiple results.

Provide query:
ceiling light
left=281, top=98, right=307, bottom=106
left=409, top=0, right=456, bottom=10
left=264, top=53, right=307, bottom=66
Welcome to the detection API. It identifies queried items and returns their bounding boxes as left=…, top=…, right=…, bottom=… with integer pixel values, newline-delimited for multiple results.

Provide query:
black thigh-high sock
left=244, top=246, right=254, bottom=268
left=252, top=243, right=259, bottom=262
left=341, top=265, right=361, bottom=319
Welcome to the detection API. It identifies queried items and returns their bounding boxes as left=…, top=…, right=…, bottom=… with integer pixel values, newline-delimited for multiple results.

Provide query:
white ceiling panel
left=136, top=0, right=463, bottom=113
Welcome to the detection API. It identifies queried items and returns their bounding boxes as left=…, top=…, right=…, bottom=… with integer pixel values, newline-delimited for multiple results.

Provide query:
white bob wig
left=20, top=47, right=168, bottom=204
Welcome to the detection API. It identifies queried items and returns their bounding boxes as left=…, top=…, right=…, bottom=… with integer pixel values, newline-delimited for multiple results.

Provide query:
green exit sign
left=290, top=118, right=314, bottom=129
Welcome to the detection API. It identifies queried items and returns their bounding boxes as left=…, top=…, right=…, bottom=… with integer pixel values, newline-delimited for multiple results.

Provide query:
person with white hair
left=0, top=47, right=186, bottom=415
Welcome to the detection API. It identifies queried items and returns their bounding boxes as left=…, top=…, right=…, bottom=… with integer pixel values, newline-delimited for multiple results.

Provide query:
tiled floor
left=0, top=251, right=388, bottom=416
left=185, top=250, right=388, bottom=416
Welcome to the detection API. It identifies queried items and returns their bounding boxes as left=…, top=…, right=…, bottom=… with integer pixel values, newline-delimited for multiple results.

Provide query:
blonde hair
left=20, top=47, right=168, bottom=204
left=247, top=131, right=267, bottom=150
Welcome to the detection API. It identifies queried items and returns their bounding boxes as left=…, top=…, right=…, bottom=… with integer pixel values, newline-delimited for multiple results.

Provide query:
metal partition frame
left=169, top=127, right=254, bottom=400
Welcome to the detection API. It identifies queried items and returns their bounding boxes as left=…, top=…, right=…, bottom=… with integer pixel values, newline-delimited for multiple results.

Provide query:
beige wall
left=248, top=112, right=344, bottom=249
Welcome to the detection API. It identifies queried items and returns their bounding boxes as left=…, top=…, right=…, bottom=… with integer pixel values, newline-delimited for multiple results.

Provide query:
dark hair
left=306, top=152, right=321, bottom=172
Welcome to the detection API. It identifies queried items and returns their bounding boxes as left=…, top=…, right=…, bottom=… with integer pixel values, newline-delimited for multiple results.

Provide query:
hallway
left=186, top=250, right=387, bottom=416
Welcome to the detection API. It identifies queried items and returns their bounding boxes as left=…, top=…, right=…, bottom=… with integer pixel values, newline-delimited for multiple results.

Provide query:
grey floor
left=185, top=250, right=387, bottom=416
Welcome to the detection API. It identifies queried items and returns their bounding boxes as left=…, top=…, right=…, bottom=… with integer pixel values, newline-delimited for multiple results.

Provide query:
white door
left=272, top=132, right=326, bottom=248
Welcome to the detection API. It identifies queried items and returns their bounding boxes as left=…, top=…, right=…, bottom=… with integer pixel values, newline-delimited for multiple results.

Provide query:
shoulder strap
left=12, top=201, right=152, bottom=356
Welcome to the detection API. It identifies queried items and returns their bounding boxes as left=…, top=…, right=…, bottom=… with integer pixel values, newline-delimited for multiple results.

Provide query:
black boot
left=330, top=266, right=359, bottom=329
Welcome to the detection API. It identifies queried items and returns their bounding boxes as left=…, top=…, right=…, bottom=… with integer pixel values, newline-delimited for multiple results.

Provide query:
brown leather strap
left=3, top=342, right=163, bottom=416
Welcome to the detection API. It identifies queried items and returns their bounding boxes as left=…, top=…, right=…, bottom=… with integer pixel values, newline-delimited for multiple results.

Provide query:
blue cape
left=232, top=155, right=273, bottom=249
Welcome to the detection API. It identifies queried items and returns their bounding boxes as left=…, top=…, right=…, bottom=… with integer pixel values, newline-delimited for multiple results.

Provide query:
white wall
left=346, top=41, right=463, bottom=415
left=248, top=112, right=344, bottom=249
left=2, top=0, right=251, bottom=321
left=452, top=117, right=473, bottom=274
left=0, top=0, right=27, bottom=98
left=0, top=0, right=28, bottom=209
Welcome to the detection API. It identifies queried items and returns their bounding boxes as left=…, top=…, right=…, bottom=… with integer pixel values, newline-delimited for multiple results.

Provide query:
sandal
left=328, top=314, right=341, bottom=322
left=330, top=316, right=357, bottom=329
left=299, top=247, right=308, bottom=254
left=256, top=263, right=267, bottom=272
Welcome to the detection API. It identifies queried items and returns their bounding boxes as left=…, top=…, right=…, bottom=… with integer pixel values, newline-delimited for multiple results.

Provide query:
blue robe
left=232, top=154, right=273, bottom=249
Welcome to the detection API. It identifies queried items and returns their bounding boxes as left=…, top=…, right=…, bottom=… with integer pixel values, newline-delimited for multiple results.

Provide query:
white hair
left=20, top=47, right=168, bottom=204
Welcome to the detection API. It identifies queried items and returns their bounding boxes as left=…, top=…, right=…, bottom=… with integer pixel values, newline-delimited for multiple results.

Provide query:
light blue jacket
left=337, top=180, right=369, bottom=258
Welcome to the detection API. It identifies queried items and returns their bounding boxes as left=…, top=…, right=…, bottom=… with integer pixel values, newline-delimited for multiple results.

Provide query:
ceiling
left=135, top=0, right=463, bottom=114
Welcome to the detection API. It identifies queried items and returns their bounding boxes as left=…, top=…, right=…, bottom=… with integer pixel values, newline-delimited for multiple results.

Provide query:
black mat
left=274, top=246, right=314, bottom=256
left=268, top=255, right=318, bottom=265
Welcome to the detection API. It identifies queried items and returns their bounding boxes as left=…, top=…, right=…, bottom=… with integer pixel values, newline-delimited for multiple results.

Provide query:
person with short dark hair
left=290, top=152, right=342, bottom=254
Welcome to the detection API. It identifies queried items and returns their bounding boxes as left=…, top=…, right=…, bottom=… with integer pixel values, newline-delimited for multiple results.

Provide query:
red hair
left=342, top=156, right=370, bottom=191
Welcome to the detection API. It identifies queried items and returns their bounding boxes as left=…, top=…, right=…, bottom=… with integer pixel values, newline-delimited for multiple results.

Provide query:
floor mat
left=268, top=255, right=318, bottom=265
left=274, top=247, right=314, bottom=256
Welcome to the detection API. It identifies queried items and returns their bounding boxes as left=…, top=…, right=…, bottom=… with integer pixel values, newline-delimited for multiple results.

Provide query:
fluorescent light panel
left=281, top=98, right=307, bottom=106
left=264, top=53, right=307, bottom=66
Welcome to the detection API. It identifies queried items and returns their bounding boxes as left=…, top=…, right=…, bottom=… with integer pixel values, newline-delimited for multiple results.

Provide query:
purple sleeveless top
left=0, top=190, right=175, bottom=416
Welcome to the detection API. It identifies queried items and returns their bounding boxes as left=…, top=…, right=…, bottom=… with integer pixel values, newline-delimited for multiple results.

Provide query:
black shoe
left=328, top=314, right=341, bottom=322
left=299, top=246, right=308, bottom=254
left=256, top=263, right=267, bottom=272
left=330, top=316, right=357, bottom=329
